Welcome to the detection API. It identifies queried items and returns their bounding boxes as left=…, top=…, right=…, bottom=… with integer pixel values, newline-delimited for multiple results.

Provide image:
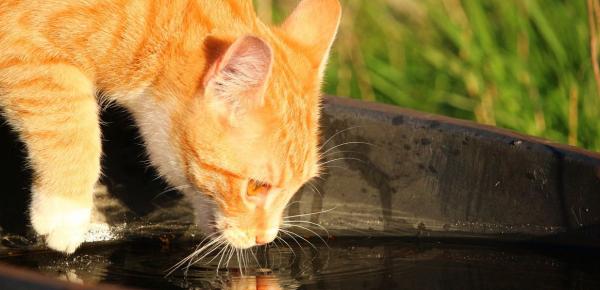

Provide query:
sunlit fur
left=0, top=0, right=341, bottom=253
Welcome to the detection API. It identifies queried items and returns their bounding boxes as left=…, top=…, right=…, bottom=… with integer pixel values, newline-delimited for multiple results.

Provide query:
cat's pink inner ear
left=282, top=0, right=341, bottom=74
left=204, top=35, right=273, bottom=117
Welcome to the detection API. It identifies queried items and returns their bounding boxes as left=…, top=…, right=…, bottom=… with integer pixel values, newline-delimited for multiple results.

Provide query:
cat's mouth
left=221, top=226, right=258, bottom=249
left=214, top=215, right=280, bottom=249
left=219, top=226, right=279, bottom=249
left=187, top=187, right=281, bottom=248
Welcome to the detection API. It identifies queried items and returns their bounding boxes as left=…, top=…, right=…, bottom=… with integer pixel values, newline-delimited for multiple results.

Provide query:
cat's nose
left=255, top=228, right=278, bottom=245
left=255, top=236, right=269, bottom=245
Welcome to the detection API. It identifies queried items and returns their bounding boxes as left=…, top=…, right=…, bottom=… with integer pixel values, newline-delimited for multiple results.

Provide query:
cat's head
left=176, top=0, right=341, bottom=249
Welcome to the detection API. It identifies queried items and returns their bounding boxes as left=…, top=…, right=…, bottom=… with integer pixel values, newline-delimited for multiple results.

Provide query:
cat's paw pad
left=30, top=193, right=92, bottom=254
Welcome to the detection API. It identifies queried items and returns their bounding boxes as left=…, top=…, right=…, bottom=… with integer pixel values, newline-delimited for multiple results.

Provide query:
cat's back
left=0, top=0, right=194, bottom=84
left=0, top=0, right=142, bottom=44
left=0, top=0, right=122, bottom=58
left=0, top=0, right=118, bottom=31
left=0, top=0, right=247, bottom=47
left=0, top=0, right=255, bottom=91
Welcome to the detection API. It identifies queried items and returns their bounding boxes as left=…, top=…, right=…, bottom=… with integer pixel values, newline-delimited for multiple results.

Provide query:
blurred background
left=254, top=0, right=600, bottom=151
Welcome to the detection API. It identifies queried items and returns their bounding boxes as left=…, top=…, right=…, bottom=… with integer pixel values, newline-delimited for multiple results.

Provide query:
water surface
left=1, top=237, right=599, bottom=290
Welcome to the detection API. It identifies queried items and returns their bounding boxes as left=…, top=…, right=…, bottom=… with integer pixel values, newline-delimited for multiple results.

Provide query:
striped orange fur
left=0, top=0, right=341, bottom=253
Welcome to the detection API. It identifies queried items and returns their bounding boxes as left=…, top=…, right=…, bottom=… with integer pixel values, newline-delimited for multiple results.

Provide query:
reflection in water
left=1, top=237, right=599, bottom=290
left=49, top=266, right=293, bottom=290
left=219, top=275, right=291, bottom=290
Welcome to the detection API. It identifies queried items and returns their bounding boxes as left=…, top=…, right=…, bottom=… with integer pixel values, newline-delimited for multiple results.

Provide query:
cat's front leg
left=1, top=65, right=101, bottom=253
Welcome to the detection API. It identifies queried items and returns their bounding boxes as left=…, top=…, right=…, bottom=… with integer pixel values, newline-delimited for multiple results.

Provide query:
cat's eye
left=247, top=179, right=271, bottom=197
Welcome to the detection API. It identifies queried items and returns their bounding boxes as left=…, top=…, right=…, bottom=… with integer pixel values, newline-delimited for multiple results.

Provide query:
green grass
left=256, top=0, right=600, bottom=151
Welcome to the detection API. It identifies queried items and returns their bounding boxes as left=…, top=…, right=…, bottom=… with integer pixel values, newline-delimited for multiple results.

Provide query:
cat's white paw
left=30, top=192, right=92, bottom=254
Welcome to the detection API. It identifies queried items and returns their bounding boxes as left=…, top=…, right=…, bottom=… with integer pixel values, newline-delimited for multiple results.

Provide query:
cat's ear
left=203, top=35, right=273, bottom=122
left=282, top=0, right=341, bottom=76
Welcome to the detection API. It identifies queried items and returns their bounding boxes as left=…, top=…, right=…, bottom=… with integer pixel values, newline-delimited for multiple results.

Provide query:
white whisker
left=321, top=141, right=375, bottom=156
left=226, top=246, right=235, bottom=269
left=284, top=200, right=303, bottom=210
left=271, top=239, right=282, bottom=268
left=279, top=229, right=318, bottom=251
left=250, top=247, right=261, bottom=269
left=321, top=165, right=352, bottom=171
left=283, top=207, right=336, bottom=219
left=276, top=236, right=296, bottom=259
left=306, top=181, right=323, bottom=198
left=283, top=220, right=330, bottom=236
left=283, top=223, right=329, bottom=248
left=241, top=248, right=248, bottom=274
left=190, top=238, right=226, bottom=266
left=183, top=236, right=224, bottom=274
left=319, top=126, right=366, bottom=151
left=278, top=229, right=306, bottom=251
left=236, top=248, right=243, bottom=276
left=321, top=149, right=363, bottom=159
left=243, top=249, right=250, bottom=273
left=206, top=242, right=228, bottom=265
left=216, top=244, right=229, bottom=275
left=319, top=157, right=365, bottom=166
left=165, top=232, right=219, bottom=276
left=311, top=174, right=327, bottom=182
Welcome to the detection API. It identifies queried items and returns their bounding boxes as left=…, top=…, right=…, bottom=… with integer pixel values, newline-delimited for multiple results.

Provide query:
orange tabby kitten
left=0, top=0, right=340, bottom=253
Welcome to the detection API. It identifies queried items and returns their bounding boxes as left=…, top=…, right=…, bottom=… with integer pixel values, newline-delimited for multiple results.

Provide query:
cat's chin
left=183, top=189, right=280, bottom=249
left=220, top=227, right=257, bottom=249
left=219, top=227, right=279, bottom=249
left=217, top=220, right=279, bottom=249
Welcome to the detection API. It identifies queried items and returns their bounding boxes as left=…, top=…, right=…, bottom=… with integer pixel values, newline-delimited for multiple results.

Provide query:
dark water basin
left=2, top=237, right=599, bottom=290
left=2, top=96, right=600, bottom=289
